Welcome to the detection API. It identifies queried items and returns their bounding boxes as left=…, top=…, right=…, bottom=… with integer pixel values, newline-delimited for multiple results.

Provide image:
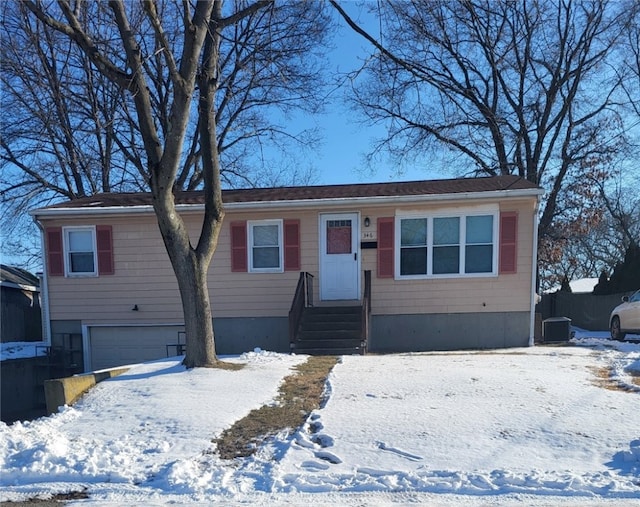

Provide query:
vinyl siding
left=363, top=200, right=535, bottom=315
left=42, top=196, right=536, bottom=323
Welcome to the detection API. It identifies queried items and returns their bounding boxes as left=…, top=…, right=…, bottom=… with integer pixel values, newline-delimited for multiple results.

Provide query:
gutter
left=33, top=219, right=52, bottom=346
left=0, top=281, right=40, bottom=292
left=29, top=188, right=545, bottom=218
left=529, top=196, right=541, bottom=347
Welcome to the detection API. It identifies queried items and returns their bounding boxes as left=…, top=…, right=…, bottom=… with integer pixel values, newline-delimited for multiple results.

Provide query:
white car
left=610, top=289, right=640, bottom=341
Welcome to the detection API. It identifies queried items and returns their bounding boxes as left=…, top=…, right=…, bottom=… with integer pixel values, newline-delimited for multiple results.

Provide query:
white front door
left=320, top=213, right=360, bottom=300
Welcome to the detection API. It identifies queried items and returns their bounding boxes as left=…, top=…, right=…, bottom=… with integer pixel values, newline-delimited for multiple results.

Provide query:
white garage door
left=89, top=326, right=185, bottom=371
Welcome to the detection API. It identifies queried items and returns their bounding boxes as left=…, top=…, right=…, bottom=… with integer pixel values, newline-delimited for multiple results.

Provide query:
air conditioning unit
left=543, top=317, right=572, bottom=342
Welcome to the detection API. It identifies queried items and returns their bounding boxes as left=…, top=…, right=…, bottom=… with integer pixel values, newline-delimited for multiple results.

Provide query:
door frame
left=318, top=212, right=361, bottom=301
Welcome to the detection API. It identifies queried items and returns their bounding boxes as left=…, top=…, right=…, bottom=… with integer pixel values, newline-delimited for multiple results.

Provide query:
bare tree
left=537, top=169, right=640, bottom=291
left=1, top=0, right=329, bottom=270
left=1, top=2, right=137, bottom=205
left=331, top=0, right=639, bottom=246
left=16, top=0, right=330, bottom=368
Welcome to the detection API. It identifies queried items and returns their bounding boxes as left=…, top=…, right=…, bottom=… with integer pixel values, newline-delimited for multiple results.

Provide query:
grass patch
left=212, top=360, right=245, bottom=371
left=590, top=366, right=619, bottom=391
left=590, top=366, right=639, bottom=392
left=0, top=489, right=88, bottom=505
left=214, top=355, right=338, bottom=460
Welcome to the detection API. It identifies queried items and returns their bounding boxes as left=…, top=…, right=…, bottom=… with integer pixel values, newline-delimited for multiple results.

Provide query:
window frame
left=247, top=219, right=284, bottom=273
left=63, top=226, right=98, bottom=277
left=394, top=208, right=499, bottom=280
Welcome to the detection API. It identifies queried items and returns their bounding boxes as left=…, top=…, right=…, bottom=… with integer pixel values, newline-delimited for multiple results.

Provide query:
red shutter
left=230, top=221, right=247, bottom=272
left=284, top=219, right=301, bottom=271
left=499, top=212, right=518, bottom=274
left=377, top=217, right=394, bottom=278
left=96, top=225, right=114, bottom=275
left=45, top=227, right=64, bottom=276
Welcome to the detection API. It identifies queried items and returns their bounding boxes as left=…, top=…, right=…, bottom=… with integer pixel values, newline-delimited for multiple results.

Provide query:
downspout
left=33, top=218, right=52, bottom=346
left=529, top=197, right=541, bottom=347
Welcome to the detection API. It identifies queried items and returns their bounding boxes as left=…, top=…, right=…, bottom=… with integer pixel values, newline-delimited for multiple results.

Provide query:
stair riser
left=293, top=339, right=362, bottom=349
left=298, top=331, right=362, bottom=340
left=300, top=322, right=361, bottom=332
left=304, top=306, right=361, bottom=315
left=293, top=348, right=363, bottom=356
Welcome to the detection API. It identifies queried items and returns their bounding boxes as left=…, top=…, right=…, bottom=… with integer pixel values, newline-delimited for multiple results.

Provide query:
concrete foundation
left=369, top=312, right=531, bottom=352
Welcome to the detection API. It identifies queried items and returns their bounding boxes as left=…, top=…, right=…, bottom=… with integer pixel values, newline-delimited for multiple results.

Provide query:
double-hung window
left=465, top=215, right=494, bottom=273
left=248, top=220, right=283, bottom=272
left=396, top=210, right=497, bottom=278
left=64, top=227, right=97, bottom=276
left=433, top=217, right=460, bottom=274
left=400, top=218, right=428, bottom=275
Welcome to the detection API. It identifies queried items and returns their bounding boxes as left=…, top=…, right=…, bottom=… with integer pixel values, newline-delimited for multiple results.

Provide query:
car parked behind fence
left=610, top=289, right=640, bottom=341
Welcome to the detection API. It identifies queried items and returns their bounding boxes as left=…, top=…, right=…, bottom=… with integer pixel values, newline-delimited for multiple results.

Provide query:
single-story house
left=1, top=264, right=42, bottom=343
left=30, top=175, right=543, bottom=371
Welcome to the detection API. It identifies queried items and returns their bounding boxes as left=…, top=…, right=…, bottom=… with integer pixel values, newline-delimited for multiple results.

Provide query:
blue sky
left=295, top=4, right=445, bottom=186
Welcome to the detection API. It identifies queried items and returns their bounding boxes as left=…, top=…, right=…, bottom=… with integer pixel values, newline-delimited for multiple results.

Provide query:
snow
left=1, top=344, right=639, bottom=506
left=1, top=341, right=48, bottom=361
left=547, top=277, right=599, bottom=294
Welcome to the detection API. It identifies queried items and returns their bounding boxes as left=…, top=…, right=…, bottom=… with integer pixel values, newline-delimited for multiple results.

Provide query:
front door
left=320, top=213, right=360, bottom=300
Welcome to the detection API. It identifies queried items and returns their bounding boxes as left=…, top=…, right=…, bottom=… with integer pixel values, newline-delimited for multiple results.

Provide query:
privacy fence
left=537, top=291, right=633, bottom=331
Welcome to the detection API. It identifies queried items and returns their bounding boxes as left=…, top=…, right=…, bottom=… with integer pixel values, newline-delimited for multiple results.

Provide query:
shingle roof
left=40, top=175, right=540, bottom=210
left=0, top=265, right=40, bottom=289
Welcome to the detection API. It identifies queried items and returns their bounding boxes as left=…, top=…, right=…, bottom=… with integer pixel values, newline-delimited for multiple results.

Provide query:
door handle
left=354, top=252, right=357, bottom=261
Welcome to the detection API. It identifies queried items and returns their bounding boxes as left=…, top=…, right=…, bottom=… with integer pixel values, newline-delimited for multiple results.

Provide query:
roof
left=32, top=175, right=542, bottom=216
left=0, top=265, right=40, bottom=291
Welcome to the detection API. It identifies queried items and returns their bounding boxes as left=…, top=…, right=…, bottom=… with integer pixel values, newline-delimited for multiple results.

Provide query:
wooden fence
left=537, top=291, right=633, bottom=331
left=1, top=287, right=42, bottom=342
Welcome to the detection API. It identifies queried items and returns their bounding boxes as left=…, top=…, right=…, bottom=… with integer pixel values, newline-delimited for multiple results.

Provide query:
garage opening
left=88, top=325, right=185, bottom=371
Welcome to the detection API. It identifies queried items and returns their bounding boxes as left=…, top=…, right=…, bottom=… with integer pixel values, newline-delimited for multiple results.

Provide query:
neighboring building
left=30, top=175, right=543, bottom=371
left=0, top=264, right=42, bottom=343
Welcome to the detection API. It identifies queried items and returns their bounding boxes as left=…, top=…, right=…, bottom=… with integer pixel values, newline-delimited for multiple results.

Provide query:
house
left=30, top=175, right=543, bottom=371
left=1, top=264, right=42, bottom=343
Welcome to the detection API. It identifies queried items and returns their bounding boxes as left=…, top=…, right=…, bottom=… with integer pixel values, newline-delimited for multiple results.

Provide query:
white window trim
left=63, top=226, right=98, bottom=277
left=247, top=219, right=284, bottom=273
left=395, top=207, right=499, bottom=280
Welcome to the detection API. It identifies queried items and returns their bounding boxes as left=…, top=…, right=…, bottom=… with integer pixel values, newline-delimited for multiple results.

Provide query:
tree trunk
left=174, top=250, right=217, bottom=368
left=151, top=176, right=221, bottom=368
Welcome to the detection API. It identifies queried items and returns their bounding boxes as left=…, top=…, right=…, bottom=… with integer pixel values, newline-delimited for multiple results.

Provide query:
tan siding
left=209, top=209, right=319, bottom=317
left=364, top=199, right=536, bottom=315
left=43, top=195, right=537, bottom=323
left=46, top=215, right=183, bottom=322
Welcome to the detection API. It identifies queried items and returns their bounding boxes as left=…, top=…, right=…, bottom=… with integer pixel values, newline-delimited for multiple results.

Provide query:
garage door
left=89, top=326, right=185, bottom=371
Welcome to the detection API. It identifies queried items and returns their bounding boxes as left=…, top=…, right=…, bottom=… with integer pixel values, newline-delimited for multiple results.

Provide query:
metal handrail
left=361, top=270, right=372, bottom=354
left=289, top=272, right=314, bottom=345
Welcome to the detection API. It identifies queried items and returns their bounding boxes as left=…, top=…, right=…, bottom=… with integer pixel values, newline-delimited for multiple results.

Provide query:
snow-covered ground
left=1, top=339, right=639, bottom=506
left=1, top=341, right=48, bottom=361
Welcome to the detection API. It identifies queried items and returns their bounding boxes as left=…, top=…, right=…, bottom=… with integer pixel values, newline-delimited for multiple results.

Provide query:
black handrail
left=361, top=270, right=371, bottom=355
left=289, top=272, right=314, bottom=346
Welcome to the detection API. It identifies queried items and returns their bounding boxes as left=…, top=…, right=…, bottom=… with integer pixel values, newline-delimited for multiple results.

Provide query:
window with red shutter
left=377, top=217, right=394, bottom=278
left=499, top=212, right=518, bottom=274
left=230, top=221, right=248, bottom=272
left=45, top=227, right=64, bottom=276
left=283, top=219, right=300, bottom=271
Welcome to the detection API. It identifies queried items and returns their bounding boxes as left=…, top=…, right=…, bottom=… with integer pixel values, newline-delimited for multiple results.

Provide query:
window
left=465, top=215, right=493, bottom=273
left=248, top=220, right=283, bottom=272
left=326, top=220, right=352, bottom=254
left=400, top=218, right=427, bottom=275
left=396, top=212, right=497, bottom=278
left=433, top=217, right=460, bottom=274
left=64, top=227, right=97, bottom=276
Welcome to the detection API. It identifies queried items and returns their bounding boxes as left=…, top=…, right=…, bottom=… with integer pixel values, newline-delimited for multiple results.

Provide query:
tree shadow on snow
left=605, top=439, right=640, bottom=476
